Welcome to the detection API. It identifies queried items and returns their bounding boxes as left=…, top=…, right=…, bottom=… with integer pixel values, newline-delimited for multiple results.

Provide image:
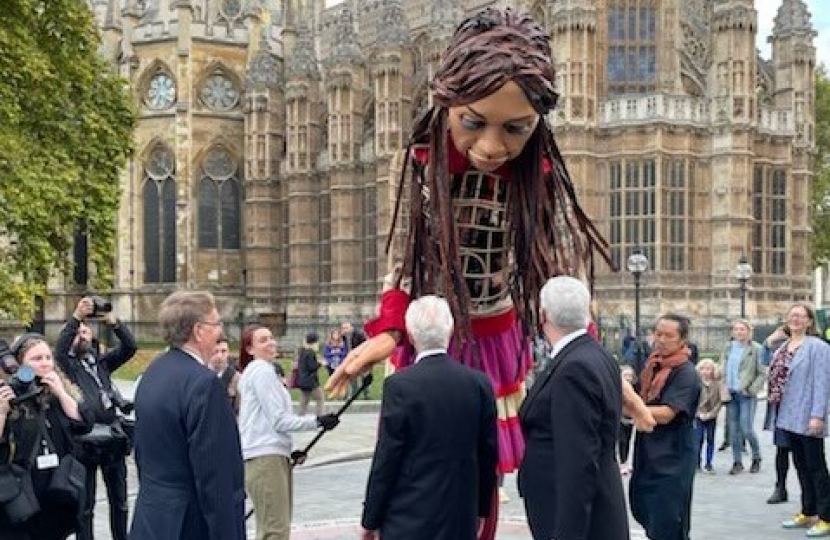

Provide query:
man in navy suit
left=360, top=295, right=498, bottom=540
left=518, top=276, right=630, bottom=540
left=129, top=291, right=245, bottom=540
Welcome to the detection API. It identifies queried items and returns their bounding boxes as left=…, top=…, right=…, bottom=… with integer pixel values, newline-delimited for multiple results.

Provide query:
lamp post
left=627, top=249, right=649, bottom=369
left=736, top=255, right=753, bottom=319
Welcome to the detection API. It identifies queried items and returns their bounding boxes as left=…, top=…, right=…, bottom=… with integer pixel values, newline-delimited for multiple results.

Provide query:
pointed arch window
left=198, top=146, right=241, bottom=249
left=143, top=145, right=177, bottom=283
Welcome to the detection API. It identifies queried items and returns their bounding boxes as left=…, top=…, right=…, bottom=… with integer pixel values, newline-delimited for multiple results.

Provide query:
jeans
left=78, top=456, right=129, bottom=540
left=695, top=417, right=717, bottom=468
left=729, top=392, right=761, bottom=464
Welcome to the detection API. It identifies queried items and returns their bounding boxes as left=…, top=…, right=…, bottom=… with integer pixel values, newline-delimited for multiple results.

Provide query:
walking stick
left=244, top=373, right=374, bottom=522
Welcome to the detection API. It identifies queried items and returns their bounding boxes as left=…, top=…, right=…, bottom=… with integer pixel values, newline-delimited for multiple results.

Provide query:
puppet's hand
left=325, top=332, right=397, bottom=398
left=621, top=378, right=656, bottom=432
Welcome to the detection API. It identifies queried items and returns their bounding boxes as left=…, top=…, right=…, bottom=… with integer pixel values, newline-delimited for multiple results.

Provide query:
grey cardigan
left=776, top=336, right=830, bottom=437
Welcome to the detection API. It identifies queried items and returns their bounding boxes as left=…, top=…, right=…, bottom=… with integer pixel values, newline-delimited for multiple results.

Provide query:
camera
left=0, top=339, right=18, bottom=376
left=1, top=364, right=44, bottom=406
left=110, top=387, right=134, bottom=415
left=90, top=295, right=113, bottom=317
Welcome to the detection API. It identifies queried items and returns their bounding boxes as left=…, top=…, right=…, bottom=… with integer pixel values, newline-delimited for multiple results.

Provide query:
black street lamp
left=736, top=255, right=753, bottom=319
left=627, top=249, right=649, bottom=369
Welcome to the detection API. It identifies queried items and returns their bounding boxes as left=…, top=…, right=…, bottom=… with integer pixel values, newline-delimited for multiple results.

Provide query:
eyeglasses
left=198, top=320, right=224, bottom=328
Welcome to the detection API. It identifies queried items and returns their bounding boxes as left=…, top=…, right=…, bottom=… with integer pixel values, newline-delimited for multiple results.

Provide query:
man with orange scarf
left=629, top=313, right=702, bottom=540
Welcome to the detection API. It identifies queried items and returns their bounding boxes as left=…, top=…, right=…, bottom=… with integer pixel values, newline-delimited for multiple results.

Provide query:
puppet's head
left=431, top=8, right=558, bottom=114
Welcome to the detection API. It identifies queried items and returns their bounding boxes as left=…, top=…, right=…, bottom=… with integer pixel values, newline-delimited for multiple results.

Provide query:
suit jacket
left=777, top=336, right=830, bottom=437
left=518, top=334, right=629, bottom=540
left=361, top=352, right=497, bottom=540
left=129, top=348, right=245, bottom=540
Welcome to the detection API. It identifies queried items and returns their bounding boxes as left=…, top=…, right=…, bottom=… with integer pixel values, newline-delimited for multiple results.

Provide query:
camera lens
left=14, top=365, right=36, bottom=384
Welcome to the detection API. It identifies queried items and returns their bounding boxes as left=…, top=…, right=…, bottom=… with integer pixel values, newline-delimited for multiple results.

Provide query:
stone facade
left=49, top=0, right=816, bottom=348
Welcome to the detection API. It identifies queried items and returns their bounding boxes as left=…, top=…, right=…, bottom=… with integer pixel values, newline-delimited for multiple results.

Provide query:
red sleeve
left=364, top=289, right=411, bottom=338
left=587, top=320, right=600, bottom=342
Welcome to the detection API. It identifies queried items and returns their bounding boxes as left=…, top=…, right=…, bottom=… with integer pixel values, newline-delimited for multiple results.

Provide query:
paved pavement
left=83, top=382, right=807, bottom=539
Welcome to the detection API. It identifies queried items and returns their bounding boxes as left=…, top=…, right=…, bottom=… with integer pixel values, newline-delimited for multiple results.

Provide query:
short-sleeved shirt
left=630, top=361, right=702, bottom=540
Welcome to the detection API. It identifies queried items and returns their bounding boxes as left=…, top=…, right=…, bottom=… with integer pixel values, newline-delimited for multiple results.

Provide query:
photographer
left=0, top=333, right=94, bottom=540
left=54, top=296, right=138, bottom=540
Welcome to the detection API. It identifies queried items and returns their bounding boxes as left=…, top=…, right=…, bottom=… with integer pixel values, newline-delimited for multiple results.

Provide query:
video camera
left=0, top=339, right=44, bottom=406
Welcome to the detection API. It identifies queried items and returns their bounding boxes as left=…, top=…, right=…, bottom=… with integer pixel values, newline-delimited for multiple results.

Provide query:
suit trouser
left=788, top=431, right=830, bottom=521
left=246, top=454, right=292, bottom=540
left=78, top=456, right=129, bottom=540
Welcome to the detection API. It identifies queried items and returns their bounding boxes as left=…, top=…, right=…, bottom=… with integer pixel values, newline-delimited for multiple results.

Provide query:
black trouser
left=788, top=431, right=830, bottom=520
left=78, top=456, right=129, bottom=540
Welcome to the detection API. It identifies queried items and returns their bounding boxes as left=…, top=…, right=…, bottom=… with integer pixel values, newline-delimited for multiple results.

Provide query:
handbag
left=1, top=428, right=44, bottom=524
left=48, top=454, right=86, bottom=507
left=2, top=463, right=40, bottom=524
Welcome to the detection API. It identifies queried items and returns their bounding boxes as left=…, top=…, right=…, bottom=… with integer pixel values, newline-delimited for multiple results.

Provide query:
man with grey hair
left=518, top=276, right=630, bottom=540
left=130, top=291, right=245, bottom=540
left=361, top=295, right=498, bottom=540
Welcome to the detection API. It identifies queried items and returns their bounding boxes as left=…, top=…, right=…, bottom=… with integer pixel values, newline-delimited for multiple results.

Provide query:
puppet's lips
left=468, top=150, right=508, bottom=172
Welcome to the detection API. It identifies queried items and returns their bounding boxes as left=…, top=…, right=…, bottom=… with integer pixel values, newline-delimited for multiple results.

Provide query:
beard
left=75, top=339, right=91, bottom=356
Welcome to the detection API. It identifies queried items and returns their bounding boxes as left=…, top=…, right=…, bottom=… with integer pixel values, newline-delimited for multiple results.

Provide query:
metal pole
left=740, top=279, right=746, bottom=319
left=634, top=272, right=642, bottom=367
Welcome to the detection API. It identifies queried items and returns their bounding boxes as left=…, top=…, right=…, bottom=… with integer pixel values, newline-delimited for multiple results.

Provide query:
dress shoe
left=750, top=458, right=761, bottom=473
left=767, top=486, right=788, bottom=504
left=728, top=462, right=744, bottom=475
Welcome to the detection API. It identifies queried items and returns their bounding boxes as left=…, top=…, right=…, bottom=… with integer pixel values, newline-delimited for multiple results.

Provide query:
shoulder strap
left=11, top=409, right=55, bottom=468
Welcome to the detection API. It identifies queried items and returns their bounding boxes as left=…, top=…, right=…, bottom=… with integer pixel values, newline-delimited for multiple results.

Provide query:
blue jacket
left=776, top=336, right=830, bottom=437
left=129, top=348, right=245, bottom=540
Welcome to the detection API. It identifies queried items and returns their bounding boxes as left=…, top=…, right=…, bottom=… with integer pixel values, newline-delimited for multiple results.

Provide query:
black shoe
left=718, top=442, right=730, bottom=452
left=767, top=486, right=788, bottom=504
left=750, top=458, right=761, bottom=473
left=729, top=462, right=744, bottom=475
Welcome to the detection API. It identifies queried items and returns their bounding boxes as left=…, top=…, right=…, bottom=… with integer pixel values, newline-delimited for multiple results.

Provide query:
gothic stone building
left=60, top=0, right=816, bottom=347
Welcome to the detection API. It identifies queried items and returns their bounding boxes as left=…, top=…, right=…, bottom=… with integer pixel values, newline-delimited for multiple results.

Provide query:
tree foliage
left=0, top=0, right=135, bottom=322
left=812, top=66, right=830, bottom=265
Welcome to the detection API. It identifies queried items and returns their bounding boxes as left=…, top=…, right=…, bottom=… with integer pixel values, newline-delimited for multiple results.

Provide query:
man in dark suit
left=360, top=295, right=498, bottom=540
left=55, top=296, right=138, bottom=540
left=129, top=291, right=245, bottom=540
left=518, top=276, right=630, bottom=540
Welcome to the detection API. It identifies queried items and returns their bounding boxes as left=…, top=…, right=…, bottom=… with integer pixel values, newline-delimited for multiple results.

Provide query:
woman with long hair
left=0, top=333, right=93, bottom=540
left=772, top=303, right=830, bottom=537
left=237, top=325, right=339, bottom=540
left=326, top=7, right=653, bottom=538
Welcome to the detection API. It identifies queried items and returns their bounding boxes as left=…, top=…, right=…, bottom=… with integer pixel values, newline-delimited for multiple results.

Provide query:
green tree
left=0, top=0, right=135, bottom=322
left=812, top=66, right=830, bottom=265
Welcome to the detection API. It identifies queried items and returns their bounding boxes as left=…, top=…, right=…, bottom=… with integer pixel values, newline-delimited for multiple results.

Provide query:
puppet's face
left=447, top=80, right=539, bottom=173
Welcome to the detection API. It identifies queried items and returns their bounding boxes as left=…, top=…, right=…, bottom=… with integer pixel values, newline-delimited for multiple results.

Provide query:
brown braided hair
left=388, top=7, right=613, bottom=341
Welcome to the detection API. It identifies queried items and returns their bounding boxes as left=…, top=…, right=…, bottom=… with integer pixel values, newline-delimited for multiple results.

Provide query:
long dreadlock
left=387, top=7, right=614, bottom=343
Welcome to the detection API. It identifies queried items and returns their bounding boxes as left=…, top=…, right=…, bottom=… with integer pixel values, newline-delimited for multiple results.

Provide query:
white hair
left=405, top=295, right=454, bottom=351
left=539, top=276, right=591, bottom=332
